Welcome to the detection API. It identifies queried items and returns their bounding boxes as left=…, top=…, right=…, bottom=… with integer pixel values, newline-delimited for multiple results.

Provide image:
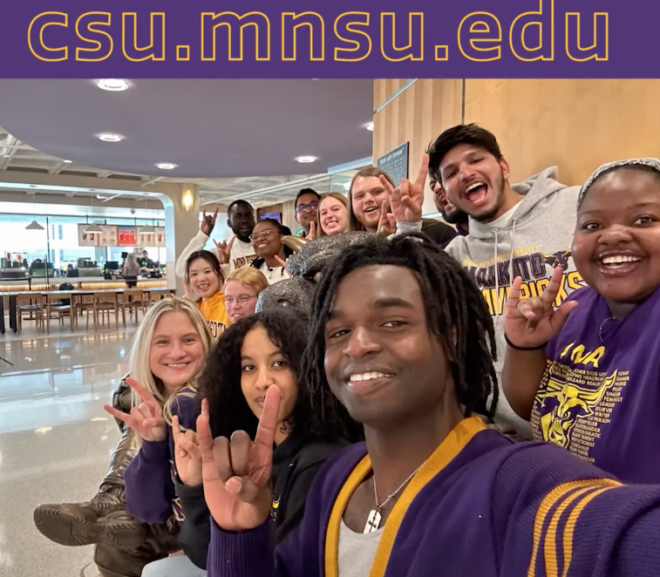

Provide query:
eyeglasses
left=225, top=294, right=257, bottom=307
left=296, top=201, right=319, bottom=213
left=250, top=229, right=274, bottom=242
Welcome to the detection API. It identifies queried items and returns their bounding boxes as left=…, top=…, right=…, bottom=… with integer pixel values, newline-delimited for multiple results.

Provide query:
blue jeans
left=141, top=555, right=206, bottom=577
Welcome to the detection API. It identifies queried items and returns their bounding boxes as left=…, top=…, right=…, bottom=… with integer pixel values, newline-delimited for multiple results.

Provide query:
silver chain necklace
left=363, top=461, right=426, bottom=533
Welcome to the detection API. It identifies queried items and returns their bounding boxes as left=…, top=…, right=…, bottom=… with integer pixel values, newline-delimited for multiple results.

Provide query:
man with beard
left=389, top=124, right=582, bottom=437
left=175, top=201, right=257, bottom=281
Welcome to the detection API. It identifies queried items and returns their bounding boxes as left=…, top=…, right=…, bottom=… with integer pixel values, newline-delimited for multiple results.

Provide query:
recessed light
left=63, top=159, right=72, bottom=163
left=365, top=122, right=374, bottom=131
left=155, top=163, right=177, bottom=170
left=97, top=79, right=129, bottom=92
left=98, top=133, right=123, bottom=142
left=295, top=156, right=317, bottom=163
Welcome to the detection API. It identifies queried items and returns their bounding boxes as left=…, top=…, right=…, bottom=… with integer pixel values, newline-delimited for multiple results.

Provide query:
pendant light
left=25, top=191, right=44, bottom=230
left=84, top=192, right=103, bottom=232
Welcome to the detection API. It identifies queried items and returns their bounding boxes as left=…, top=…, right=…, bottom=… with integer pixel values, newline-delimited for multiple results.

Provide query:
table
left=0, top=287, right=172, bottom=335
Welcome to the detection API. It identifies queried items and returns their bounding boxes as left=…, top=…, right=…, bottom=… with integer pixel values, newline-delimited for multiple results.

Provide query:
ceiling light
left=365, top=122, right=374, bottom=131
left=156, top=163, right=177, bottom=170
left=295, top=156, right=317, bottom=163
left=97, top=79, right=129, bottom=92
left=63, top=159, right=72, bottom=163
left=26, top=220, right=44, bottom=231
left=98, top=133, right=123, bottom=142
left=84, top=223, right=103, bottom=233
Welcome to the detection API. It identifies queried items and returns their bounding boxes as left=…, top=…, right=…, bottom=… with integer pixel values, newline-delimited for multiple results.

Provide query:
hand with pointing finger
left=104, top=378, right=166, bottom=443
left=201, top=208, right=219, bottom=236
left=379, top=154, right=428, bottom=224
left=503, top=266, right=579, bottom=349
left=172, top=415, right=203, bottom=486
left=306, top=222, right=317, bottom=240
left=198, top=387, right=280, bottom=531
left=214, top=236, right=235, bottom=264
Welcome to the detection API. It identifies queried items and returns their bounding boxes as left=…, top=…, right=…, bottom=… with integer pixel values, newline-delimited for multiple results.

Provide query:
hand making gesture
left=197, top=387, right=280, bottom=531
left=379, top=153, right=428, bottom=224
left=376, top=200, right=396, bottom=237
left=274, top=255, right=292, bottom=277
left=103, top=378, right=166, bottom=443
left=214, top=236, right=235, bottom=265
left=306, top=222, right=317, bottom=240
left=201, top=208, right=219, bottom=236
left=503, top=266, right=579, bottom=349
left=172, top=415, right=203, bottom=486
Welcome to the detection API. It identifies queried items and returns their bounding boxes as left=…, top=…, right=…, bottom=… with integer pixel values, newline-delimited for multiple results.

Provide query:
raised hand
left=376, top=200, right=396, bottom=237
left=214, top=235, right=235, bottom=264
left=104, top=378, right=166, bottom=442
left=201, top=208, right=219, bottom=236
left=274, top=255, right=292, bottom=277
left=172, top=415, right=203, bottom=486
left=503, top=266, right=579, bottom=349
left=198, top=388, right=280, bottom=531
left=307, top=221, right=317, bottom=240
left=379, top=154, right=428, bottom=223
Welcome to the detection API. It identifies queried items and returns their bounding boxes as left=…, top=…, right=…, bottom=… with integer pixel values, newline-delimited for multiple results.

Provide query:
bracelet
left=504, top=334, right=548, bottom=351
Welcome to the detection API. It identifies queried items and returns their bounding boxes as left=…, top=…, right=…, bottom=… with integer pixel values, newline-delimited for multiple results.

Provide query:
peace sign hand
left=198, top=387, right=280, bottom=532
left=376, top=200, right=396, bottom=237
left=201, top=208, right=219, bottom=236
left=172, top=415, right=203, bottom=486
left=103, top=378, right=166, bottom=443
left=274, top=255, right=292, bottom=277
left=214, top=236, right=235, bottom=265
left=503, top=266, right=579, bottom=349
left=379, top=154, right=428, bottom=223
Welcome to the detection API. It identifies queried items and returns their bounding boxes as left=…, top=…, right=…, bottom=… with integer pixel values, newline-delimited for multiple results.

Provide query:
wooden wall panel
left=372, top=79, right=463, bottom=214
left=464, top=79, right=660, bottom=185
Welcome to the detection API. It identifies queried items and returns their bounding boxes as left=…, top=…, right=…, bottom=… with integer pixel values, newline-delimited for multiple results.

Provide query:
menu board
left=118, top=226, right=137, bottom=247
left=137, top=226, right=166, bottom=247
left=78, top=223, right=99, bottom=247
left=377, top=142, right=409, bottom=186
left=99, top=225, right=118, bottom=247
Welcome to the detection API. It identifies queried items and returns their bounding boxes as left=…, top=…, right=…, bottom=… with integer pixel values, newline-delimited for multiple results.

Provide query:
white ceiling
left=0, top=125, right=360, bottom=209
left=0, top=79, right=373, bottom=208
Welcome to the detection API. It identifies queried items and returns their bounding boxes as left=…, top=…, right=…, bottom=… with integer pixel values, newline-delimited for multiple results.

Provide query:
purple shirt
left=531, top=285, right=660, bottom=484
left=207, top=422, right=660, bottom=577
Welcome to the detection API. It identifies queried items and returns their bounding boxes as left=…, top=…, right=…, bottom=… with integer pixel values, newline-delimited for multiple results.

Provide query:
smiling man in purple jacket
left=197, top=234, right=660, bottom=577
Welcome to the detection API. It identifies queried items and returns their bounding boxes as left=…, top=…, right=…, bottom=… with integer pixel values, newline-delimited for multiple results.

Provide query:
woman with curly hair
left=197, top=307, right=354, bottom=543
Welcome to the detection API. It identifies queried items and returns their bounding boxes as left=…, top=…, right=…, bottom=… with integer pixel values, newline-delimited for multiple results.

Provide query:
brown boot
left=33, top=425, right=156, bottom=547
left=94, top=544, right=167, bottom=577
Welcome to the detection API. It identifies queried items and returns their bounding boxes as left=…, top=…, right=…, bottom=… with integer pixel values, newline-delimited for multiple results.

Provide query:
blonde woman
left=316, top=192, right=349, bottom=237
left=104, top=298, right=212, bottom=577
left=223, top=266, right=268, bottom=324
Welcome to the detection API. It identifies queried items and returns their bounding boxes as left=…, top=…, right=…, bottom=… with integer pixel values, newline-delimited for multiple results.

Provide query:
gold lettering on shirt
left=531, top=350, right=629, bottom=464
left=233, top=254, right=257, bottom=269
left=207, top=320, right=226, bottom=339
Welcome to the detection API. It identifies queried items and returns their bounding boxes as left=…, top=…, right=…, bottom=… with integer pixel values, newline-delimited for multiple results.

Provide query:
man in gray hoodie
left=392, top=124, right=584, bottom=437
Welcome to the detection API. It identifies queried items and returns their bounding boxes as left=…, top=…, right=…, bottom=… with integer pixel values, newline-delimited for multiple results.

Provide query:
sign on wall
left=377, top=142, right=409, bottom=187
left=77, top=223, right=99, bottom=246
left=118, top=226, right=137, bottom=247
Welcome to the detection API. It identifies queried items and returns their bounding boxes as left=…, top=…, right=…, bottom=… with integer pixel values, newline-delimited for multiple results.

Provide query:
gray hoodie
left=444, top=167, right=585, bottom=436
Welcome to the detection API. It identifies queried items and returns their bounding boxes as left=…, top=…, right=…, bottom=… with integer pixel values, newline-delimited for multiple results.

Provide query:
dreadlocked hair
left=198, top=307, right=349, bottom=444
left=301, top=233, right=498, bottom=428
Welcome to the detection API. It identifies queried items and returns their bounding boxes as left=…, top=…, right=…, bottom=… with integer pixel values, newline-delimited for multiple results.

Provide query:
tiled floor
left=0, top=321, right=135, bottom=576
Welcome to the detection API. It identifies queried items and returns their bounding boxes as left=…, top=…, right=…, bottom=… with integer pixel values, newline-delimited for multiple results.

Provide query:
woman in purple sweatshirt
left=196, top=234, right=660, bottom=577
left=104, top=297, right=213, bottom=576
left=503, top=158, right=660, bottom=484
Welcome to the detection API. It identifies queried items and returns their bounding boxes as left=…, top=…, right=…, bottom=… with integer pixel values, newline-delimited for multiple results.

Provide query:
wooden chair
left=117, top=289, right=147, bottom=325
left=86, top=292, right=120, bottom=330
left=16, top=294, right=44, bottom=333
left=44, top=292, right=73, bottom=333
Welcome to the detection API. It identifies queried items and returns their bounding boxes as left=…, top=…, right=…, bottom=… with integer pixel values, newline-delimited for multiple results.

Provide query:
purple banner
left=0, top=0, right=642, bottom=77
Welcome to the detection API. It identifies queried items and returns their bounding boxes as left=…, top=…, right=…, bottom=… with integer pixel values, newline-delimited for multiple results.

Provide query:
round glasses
left=225, top=294, right=257, bottom=307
